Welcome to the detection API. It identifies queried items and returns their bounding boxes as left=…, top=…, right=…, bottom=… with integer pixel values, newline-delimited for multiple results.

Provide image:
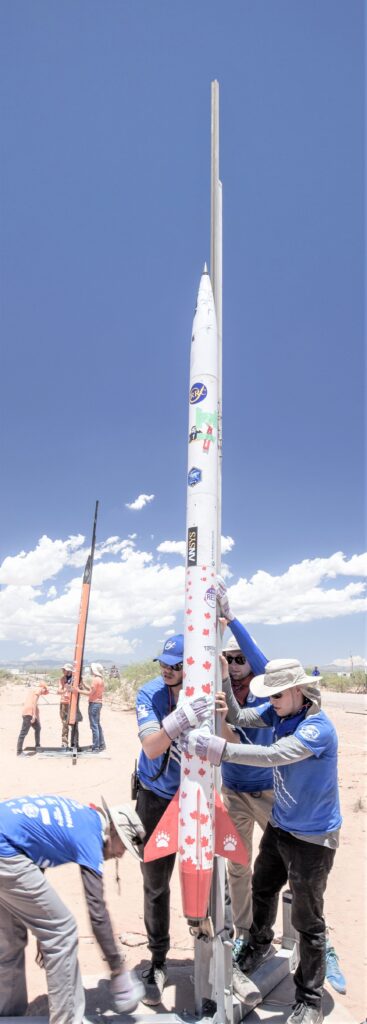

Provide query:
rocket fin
left=144, top=791, right=179, bottom=862
left=214, top=790, right=249, bottom=866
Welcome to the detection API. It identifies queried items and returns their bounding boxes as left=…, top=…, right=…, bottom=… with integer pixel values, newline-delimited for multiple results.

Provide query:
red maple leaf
left=202, top=660, right=211, bottom=671
left=180, top=818, right=185, bottom=826
left=198, top=767, right=206, bottom=777
left=179, top=846, right=185, bottom=856
left=186, top=609, right=192, bottom=615
left=188, top=625, right=194, bottom=632
left=202, top=683, right=211, bottom=694
left=201, top=577, right=207, bottom=582
left=205, top=851, right=213, bottom=861
left=184, top=768, right=190, bottom=776
left=186, top=656, right=195, bottom=665
left=204, top=612, right=211, bottom=619
left=202, top=628, right=209, bottom=636
left=181, top=791, right=187, bottom=798
left=201, top=836, right=209, bottom=847
left=200, top=814, right=209, bottom=824
left=190, top=810, right=199, bottom=820
left=185, top=686, right=194, bottom=696
left=202, top=565, right=207, bottom=570
left=185, top=835, right=195, bottom=845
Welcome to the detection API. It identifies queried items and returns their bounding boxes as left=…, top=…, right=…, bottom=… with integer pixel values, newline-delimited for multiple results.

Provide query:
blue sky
left=0, top=1, right=365, bottom=668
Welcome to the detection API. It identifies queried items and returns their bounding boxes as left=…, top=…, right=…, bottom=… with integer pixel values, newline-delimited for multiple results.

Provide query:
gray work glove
left=181, top=727, right=227, bottom=766
left=216, top=575, right=234, bottom=621
left=162, top=695, right=213, bottom=741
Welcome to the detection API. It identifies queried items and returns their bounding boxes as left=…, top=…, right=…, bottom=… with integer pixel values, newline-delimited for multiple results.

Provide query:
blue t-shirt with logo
left=257, top=705, right=341, bottom=835
left=0, top=795, right=104, bottom=874
left=222, top=691, right=273, bottom=793
left=136, top=676, right=181, bottom=799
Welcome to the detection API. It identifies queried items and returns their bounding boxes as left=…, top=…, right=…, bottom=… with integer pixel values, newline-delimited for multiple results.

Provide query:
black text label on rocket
left=187, top=527, right=198, bottom=566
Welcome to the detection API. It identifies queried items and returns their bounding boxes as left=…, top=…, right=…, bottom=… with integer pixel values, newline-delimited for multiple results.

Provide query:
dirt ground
left=0, top=682, right=366, bottom=1022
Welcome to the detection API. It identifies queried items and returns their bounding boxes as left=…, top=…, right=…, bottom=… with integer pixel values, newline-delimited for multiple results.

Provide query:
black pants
left=17, top=715, right=41, bottom=754
left=250, top=823, right=335, bottom=1009
left=136, top=786, right=176, bottom=963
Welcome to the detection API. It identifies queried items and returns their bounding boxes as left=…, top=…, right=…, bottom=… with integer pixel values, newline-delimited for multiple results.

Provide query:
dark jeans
left=17, top=716, right=41, bottom=754
left=250, top=823, right=335, bottom=1009
left=136, top=786, right=176, bottom=963
left=88, top=703, right=105, bottom=750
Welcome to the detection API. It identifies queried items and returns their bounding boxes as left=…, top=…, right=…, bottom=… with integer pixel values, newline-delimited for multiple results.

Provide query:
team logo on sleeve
left=299, top=724, right=320, bottom=741
left=137, top=704, right=149, bottom=720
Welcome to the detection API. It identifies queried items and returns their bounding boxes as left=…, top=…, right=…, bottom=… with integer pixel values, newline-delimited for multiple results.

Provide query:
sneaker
left=141, top=961, right=168, bottom=1005
left=239, top=942, right=274, bottom=973
left=111, top=969, right=145, bottom=1013
left=232, top=936, right=249, bottom=963
left=232, top=962, right=253, bottom=1003
left=325, top=941, right=346, bottom=994
left=287, top=1003, right=323, bottom=1024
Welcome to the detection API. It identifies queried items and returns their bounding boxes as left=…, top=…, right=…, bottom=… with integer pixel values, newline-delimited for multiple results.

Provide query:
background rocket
left=144, top=270, right=247, bottom=923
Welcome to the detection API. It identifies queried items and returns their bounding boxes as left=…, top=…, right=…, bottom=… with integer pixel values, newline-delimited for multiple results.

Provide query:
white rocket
left=144, top=269, right=247, bottom=922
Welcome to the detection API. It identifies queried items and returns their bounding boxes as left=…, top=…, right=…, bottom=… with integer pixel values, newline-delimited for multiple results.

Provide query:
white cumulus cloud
left=125, top=494, right=155, bottom=511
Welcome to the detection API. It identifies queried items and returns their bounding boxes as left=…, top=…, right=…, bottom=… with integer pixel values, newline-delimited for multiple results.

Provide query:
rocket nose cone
left=203, top=262, right=209, bottom=274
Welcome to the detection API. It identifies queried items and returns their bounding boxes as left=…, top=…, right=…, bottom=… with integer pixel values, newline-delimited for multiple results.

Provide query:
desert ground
left=1, top=681, right=366, bottom=1022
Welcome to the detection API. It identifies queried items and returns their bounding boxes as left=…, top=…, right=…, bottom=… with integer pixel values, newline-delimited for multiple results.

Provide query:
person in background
left=135, top=634, right=211, bottom=1006
left=57, top=663, right=73, bottom=748
left=16, top=682, right=49, bottom=755
left=0, top=793, right=146, bottom=1022
left=84, top=662, right=106, bottom=752
left=216, top=577, right=346, bottom=996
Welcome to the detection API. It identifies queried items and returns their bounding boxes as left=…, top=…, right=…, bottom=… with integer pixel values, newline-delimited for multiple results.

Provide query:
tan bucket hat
left=250, top=658, right=322, bottom=699
left=101, top=797, right=145, bottom=860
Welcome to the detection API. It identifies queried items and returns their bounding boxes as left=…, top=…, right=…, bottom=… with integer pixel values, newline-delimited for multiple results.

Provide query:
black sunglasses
left=226, top=655, right=247, bottom=665
left=269, top=692, right=283, bottom=699
left=159, top=660, right=183, bottom=672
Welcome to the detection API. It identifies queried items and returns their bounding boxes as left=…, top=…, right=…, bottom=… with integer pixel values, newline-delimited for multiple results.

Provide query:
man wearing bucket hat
left=220, top=631, right=274, bottom=965
left=135, top=634, right=212, bottom=1005
left=216, top=577, right=346, bottom=997
left=183, top=647, right=341, bottom=1024
left=0, top=792, right=145, bottom=1022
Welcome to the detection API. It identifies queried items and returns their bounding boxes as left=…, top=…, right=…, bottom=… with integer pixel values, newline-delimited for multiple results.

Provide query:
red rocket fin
left=214, top=790, right=249, bottom=866
left=144, top=791, right=179, bottom=862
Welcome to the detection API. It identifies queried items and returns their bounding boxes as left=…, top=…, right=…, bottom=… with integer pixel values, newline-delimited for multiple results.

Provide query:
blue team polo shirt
left=136, top=676, right=181, bottom=799
left=257, top=705, right=342, bottom=835
left=221, top=691, right=273, bottom=793
left=0, top=795, right=104, bottom=874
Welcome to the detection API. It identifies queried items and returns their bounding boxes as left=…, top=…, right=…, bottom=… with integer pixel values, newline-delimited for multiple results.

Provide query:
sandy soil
left=0, top=682, right=366, bottom=1022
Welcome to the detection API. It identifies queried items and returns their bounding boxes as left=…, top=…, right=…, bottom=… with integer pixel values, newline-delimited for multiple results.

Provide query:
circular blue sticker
left=190, top=382, right=207, bottom=404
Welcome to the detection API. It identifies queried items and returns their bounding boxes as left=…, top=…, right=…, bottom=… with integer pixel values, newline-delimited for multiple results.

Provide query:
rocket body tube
left=144, top=272, right=247, bottom=921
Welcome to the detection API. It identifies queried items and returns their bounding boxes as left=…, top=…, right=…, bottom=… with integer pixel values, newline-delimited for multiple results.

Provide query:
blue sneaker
left=232, top=937, right=249, bottom=963
left=325, top=941, right=346, bottom=994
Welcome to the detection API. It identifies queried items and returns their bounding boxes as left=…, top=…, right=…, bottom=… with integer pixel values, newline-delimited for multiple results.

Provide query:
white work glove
left=181, top=727, right=227, bottom=766
left=110, top=968, right=144, bottom=1013
left=216, top=575, right=234, bottom=621
left=162, top=695, right=213, bottom=741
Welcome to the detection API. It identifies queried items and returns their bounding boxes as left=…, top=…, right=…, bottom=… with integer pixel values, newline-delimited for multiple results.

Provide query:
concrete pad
left=1, top=968, right=359, bottom=1023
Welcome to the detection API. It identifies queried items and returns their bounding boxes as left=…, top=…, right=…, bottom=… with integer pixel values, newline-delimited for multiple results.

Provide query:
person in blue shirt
left=0, top=793, right=146, bottom=1023
left=184, top=651, right=342, bottom=1024
left=135, top=633, right=212, bottom=1007
left=220, top=628, right=273, bottom=964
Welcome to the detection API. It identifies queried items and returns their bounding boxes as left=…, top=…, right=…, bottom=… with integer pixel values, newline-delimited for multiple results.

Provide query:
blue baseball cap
left=153, top=634, right=184, bottom=666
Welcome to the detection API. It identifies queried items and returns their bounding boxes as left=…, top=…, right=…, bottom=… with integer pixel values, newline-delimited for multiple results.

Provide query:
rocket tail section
left=143, top=788, right=248, bottom=867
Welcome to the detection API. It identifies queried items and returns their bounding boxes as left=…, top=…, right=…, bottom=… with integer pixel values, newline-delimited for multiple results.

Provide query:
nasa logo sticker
left=190, top=382, right=207, bottom=405
left=204, top=585, right=216, bottom=608
left=187, top=527, right=198, bottom=566
left=188, top=467, right=202, bottom=487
